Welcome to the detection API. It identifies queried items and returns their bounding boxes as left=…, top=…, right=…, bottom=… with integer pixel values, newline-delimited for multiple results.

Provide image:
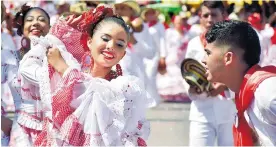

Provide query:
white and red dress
left=18, top=19, right=151, bottom=146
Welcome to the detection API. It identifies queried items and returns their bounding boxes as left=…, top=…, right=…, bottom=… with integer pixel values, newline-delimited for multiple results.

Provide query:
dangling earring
left=116, top=64, right=122, bottom=76
left=81, top=51, right=92, bottom=68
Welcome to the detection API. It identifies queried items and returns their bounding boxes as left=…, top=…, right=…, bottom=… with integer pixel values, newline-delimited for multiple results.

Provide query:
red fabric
left=233, top=65, right=276, bottom=146
left=220, top=91, right=225, bottom=98
left=200, top=31, right=207, bottom=48
left=163, top=22, right=169, bottom=30
left=248, top=13, right=262, bottom=31
left=148, top=20, right=157, bottom=28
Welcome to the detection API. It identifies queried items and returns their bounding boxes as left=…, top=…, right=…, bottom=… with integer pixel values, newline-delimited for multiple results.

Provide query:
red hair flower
left=77, top=5, right=115, bottom=34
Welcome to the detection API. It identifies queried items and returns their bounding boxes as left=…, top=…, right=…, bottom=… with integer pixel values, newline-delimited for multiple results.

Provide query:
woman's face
left=23, top=9, right=50, bottom=37
left=88, top=21, right=127, bottom=68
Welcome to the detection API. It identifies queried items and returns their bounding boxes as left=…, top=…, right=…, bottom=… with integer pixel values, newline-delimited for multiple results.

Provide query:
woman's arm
left=1, top=116, right=12, bottom=136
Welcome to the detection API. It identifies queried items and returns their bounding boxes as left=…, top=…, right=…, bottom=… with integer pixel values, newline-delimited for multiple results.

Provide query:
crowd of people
left=1, top=0, right=276, bottom=146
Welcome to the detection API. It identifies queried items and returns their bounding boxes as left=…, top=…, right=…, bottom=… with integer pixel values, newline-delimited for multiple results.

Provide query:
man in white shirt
left=185, top=1, right=235, bottom=146
left=114, top=0, right=155, bottom=87
left=203, top=20, right=276, bottom=146
left=142, top=7, right=167, bottom=107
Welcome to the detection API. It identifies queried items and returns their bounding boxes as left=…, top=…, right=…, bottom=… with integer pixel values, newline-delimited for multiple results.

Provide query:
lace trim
left=16, top=111, right=43, bottom=130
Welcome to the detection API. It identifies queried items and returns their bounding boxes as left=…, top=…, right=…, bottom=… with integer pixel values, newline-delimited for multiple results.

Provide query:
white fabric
left=143, top=22, right=166, bottom=106
left=189, top=121, right=233, bottom=146
left=156, top=28, right=189, bottom=97
left=187, top=24, right=203, bottom=40
left=262, top=45, right=276, bottom=66
left=1, top=131, right=10, bottom=146
left=120, top=23, right=155, bottom=86
left=1, top=32, right=19, bottom=112
left=69, top=75, right=150, bottom=146
left=21, top=24, right=151, bottom=146
left=255, top=29, right=271, bottom=66
left=245, top=76, right=276, bottom=146
left=34, top=68, right=151, bottom=146
left=185, top=36, right=236, bottom=124
left=23, top=35, right=81, bottom=115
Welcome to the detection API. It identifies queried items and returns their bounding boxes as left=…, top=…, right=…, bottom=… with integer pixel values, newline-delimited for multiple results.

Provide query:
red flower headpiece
left=76, top=5, right=116, bottom=34
left=49, top=5, right=120, bottom=63
left=13, top=4, right=32, bottom=36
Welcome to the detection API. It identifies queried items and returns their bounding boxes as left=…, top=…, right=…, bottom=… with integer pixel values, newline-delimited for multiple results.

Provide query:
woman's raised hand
left=47, top=47, right=69, bottom=75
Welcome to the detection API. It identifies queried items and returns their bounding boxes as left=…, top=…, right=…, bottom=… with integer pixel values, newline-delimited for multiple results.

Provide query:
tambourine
left=180, top=58, right=212, bottom=93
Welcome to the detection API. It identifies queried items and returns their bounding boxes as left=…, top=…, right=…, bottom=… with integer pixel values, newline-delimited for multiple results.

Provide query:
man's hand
left=188, top=85, right=202, bottom=95
left=158, top=57, right=167, bottom=75
left=207, top=82, right=227, bottom=97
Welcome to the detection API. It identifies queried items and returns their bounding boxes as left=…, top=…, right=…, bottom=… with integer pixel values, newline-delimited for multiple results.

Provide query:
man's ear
left=224, top=51, right=233, bottom=66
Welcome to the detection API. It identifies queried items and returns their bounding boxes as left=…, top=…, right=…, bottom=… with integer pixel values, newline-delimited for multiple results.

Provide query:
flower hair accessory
left=13, top=4, right=32, bottom=36
left=76, top=4, right=116, bottom=34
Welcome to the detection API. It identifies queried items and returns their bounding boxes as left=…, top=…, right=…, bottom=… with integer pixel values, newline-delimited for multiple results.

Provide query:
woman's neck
left=90, top=63, right=112, bottom=78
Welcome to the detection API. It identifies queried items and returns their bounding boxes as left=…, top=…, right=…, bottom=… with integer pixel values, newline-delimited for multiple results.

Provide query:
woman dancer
left=20, top=5, right=150, bottom=146
left=8, top=4, right=51, bottom=146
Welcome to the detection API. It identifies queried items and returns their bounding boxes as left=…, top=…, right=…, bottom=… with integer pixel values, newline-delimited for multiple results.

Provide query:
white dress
left=1, top=32, right=18, bottom=112
left=18, top=19, right=151, bottom=146
left=156, top=28, right=189, bottom=102
left=1, top=32, right=19, bottom=146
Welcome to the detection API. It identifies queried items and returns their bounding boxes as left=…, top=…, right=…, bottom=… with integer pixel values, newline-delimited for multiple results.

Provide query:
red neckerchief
left=163, top=22, right=169, bottom=29
left=233, top=65, right=276, bottom=146
left=199, top=31, right=207, bottom=48
left=148, top=20, right=157, bottom=28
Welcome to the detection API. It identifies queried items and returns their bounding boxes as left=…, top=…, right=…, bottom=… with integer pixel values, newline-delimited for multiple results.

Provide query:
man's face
left=202, top=42, right=225, bottom=83
left=115, top=4, right=134, bottom=18
left=144, top=9, right=157, bottom=22
left=173, top=16, right=184, bottom=31
left=200, top=6, right=224, bottom=30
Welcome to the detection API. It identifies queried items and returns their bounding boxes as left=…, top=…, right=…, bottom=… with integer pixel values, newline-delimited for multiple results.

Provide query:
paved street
left=146, top=102, right=191, bottom=146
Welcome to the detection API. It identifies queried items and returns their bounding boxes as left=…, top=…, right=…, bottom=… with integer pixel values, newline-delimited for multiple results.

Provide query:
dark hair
left=200, top=1, right=225, bottom=13
left=90, top=16, right=130, bottom=39
left=13, top=4, right=50, bottom=36
left=205, top=20, right=261, bottom=67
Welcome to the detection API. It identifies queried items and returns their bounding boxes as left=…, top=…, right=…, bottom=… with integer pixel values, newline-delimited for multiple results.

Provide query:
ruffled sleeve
left=46, top=75, right=150, bottom=146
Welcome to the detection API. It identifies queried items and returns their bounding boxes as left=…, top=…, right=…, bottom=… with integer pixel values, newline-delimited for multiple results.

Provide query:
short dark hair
left=205, top=20, right=261, bottom=67
left=200, top=1, right=225, bottom=13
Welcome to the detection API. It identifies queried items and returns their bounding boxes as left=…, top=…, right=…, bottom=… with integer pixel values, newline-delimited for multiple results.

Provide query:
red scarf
left=148, top=20, right=157, bottom=28
left=233, top=65, right=276, bottom=146
left=200, top=31, right=207, bottom=48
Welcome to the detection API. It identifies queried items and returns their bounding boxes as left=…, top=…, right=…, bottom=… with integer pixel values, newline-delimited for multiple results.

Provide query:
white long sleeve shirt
left=245, top=77, right=276, bottom=146
left=120, top=23, right=155, bottom=85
